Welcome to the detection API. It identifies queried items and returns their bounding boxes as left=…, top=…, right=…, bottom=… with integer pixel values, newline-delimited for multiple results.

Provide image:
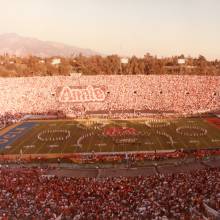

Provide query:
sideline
left=1, top=157, right=219, bottom=178
left=46, top=158, right=220, bottom=178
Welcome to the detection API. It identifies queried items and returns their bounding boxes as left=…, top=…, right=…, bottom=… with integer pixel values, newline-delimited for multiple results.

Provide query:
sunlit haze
left=1, top=0, right=220, bottom=59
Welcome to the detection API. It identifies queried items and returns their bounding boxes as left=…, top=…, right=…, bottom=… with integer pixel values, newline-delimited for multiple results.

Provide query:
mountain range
left=0, top=33, right=99, bottom=57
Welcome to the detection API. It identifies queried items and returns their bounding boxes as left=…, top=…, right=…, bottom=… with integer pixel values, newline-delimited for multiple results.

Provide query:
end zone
left=0, top=122, right=38, bottom=150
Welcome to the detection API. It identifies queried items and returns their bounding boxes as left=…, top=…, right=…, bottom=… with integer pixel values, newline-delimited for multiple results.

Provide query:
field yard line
left=168, top=123, right=188, bottom=150
left=202, top=119, right=220, bottom=148
left=86, top=132, right=93, bottom=153
left=98, top=133, right=108, bottom=153
left=56, top=122, right=68, bottom=154
left=143, top=132, right=155, bottom=151
left=8, top=133, right=31, bottom=154
left=11, top=123, right=41, bottom=155
left=154, top=130, right=164, bottom=150
left=46, top=121, right=66, bottom=155
left=7, top=124, right=39, bottom=154
left=33, top=124, right=52, bottom=155
left=204, top=127, right=219, bottom=148
left=168, top=124, right=182, bottom=149
left=96, top=134, right=103, bottom=153
left=62, top=125, right=75, bottom=154
left=202, top=132, right=213, bottom=149
left=22, top=139, right=38, bottom=154
left=98, top=142, right=102, bottom=153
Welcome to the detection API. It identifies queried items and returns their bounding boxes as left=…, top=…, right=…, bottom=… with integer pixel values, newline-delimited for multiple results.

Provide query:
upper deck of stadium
left=0, top=75, right=219, bottom=116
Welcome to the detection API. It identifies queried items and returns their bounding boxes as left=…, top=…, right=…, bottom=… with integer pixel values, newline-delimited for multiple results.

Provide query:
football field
left=0, top=117, right=220, bottom=155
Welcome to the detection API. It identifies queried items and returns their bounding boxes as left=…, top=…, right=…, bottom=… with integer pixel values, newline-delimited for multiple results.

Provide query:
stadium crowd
left=0, top=75, right=219, bottom=121
left=0, top=113, right=24, bottom=129
left=0, top=167, right=219, bottom=219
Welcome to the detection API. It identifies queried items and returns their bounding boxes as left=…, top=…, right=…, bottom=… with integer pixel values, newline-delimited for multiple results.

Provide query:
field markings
left=201, top=120, right=220, bottom=148
left=197, top=120, right=211, bottom=148
left=144, top=142, right=153, bottom=145
left=166, top=141, right=178, bottom=144
left=77, top=132, right=94, bottom=149
left=63, top=121, right=81, bottom=153
left=94, top=135, right=105, bottom=153
left=10, top=135, right=31, bottom=154
left=212, top=139, right=220, bottom=143
left=23, top=145, right=36, bottom=151
left=85, top=132, right=94, bottom=153
left=22, top=139, right=38, bottom=154
left=97, top=133, right=108, bottom=153
left=5, top=146, right=12, bottom=150
left=28, top=125, right=48, bottom=154
left=58, top=121, right=71, bottom=154
left=0, top=122, right=36, bottom=152
left=7, top=124, right=40, bottom=155
left=188, top=120, right=196, bottom=123
left=62, top=136, right=75, bottom=154
left=3, top=118, right=220, bottom=156
left=34, top=124, right=54, bottom=154
left=189, top=140, right=200, bottom=144
left=166, top=123, right=186, bottom=150
left=152, top=130, right=164, bottom=150
left=98, top=141, right=102, bottom=153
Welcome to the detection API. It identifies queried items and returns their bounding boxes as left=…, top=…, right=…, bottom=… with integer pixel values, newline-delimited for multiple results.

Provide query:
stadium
left=1, top=0, right=220, bottom=218
left=0, top=75, right=219, bottom=159
left=0, top=74, right=220, bottom=219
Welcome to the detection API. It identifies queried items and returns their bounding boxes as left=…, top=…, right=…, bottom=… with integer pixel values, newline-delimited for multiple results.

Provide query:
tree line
left=0, top=53, right=219, bottom=77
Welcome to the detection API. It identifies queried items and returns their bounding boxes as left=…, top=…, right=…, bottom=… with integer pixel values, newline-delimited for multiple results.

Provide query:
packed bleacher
left=0, top=167, right=219, bottom=219
left=0, top=113, right=24, bottom=130
left=0, top=75, right=219, bottom=122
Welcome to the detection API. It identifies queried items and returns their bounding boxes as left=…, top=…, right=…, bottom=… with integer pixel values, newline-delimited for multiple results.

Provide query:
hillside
left=0, top=33, right=99, bottom=57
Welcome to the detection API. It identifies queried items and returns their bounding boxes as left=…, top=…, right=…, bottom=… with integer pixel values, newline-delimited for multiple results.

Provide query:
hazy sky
left=1, top=0, right=220, bottom=59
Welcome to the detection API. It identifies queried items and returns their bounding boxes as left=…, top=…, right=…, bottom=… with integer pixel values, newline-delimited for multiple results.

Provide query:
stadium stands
left=0, top=167, right=219, bottom=219
left=0, top=75, right=219, bottom=121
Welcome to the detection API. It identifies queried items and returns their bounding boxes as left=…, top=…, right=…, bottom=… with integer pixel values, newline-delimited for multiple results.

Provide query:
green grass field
left=0, top=117, right=220, bottom=155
